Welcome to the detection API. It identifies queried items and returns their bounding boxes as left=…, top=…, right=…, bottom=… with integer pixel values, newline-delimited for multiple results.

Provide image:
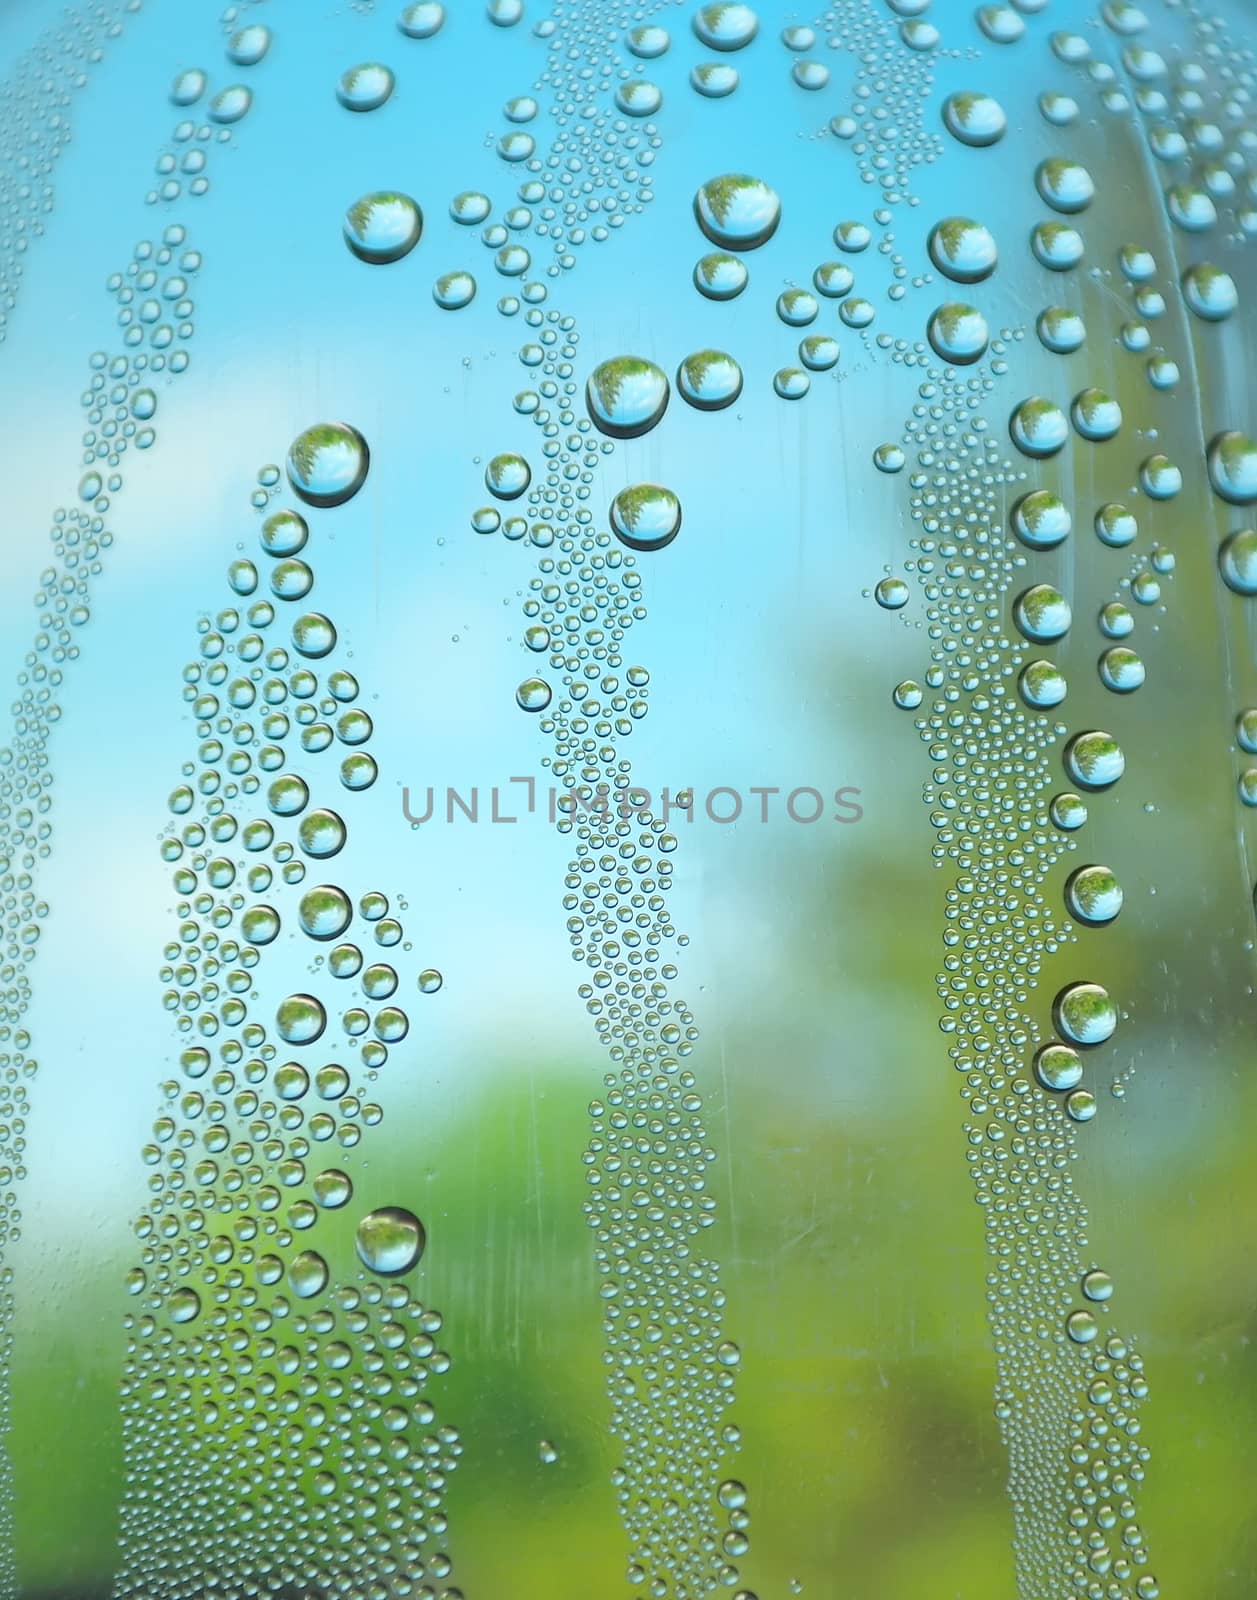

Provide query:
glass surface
left=0, top=2, right=1254, bottom=1598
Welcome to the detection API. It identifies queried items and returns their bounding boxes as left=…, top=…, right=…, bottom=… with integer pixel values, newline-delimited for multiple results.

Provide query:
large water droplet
left=610, top=485, right=682, bottom=551
left=927, top=302, right=989, bottom=365
left=1012, top=490, right=1071, bottom=550
left=1208, top=432, right=1257, bottom=505
left=344, top=192, right=422, bottom=264
left=1010, top=397, right=1069, bottom=458
left=277, top=993, right=327, bottom=1045
left=694, top=175, right=781, bottom=250
left=692, top=3, right=759, bottom=50
left=299, top=885, right=353, bottom=940
left=1065, top=865, right=1124, bottom=925
left=337, top=63, right=396, bottom=112
left=398, top=1, right=445, bottom=37
left=287, top=423, right=370, bottom=507
left=927, top=217, right=997, bottom=283
left=355, top=1205, right=427, bottom=1274
left=942, top=91, right=1007, bottom=146
left=1036, top=158, right=1095, bottom=213
left=676, top=349, right=743, bottom=410
left=1064, top=731, right=1125, bottom=790
left=1054, top=982, right=1118, bottom=1046
left=1219, top=529, right=1257, bottom=595
left=1013, top=583, right=1072, bottom=643
left=586, top=357, right=670, bottom=438
left=694, top=252, right=748, bottom=299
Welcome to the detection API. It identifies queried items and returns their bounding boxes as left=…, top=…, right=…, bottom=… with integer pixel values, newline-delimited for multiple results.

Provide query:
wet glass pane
left=0, top=2, right=1254, bottom=1598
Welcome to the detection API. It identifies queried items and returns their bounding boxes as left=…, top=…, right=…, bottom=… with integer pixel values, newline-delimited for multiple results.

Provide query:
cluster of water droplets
left=0, top=1, right=145, bottom=350
left=115, top=424, right=460, bottom=1600
left=463, top=291, right=754, bottom=1597
left=0, top=4, right=266, bottom=1588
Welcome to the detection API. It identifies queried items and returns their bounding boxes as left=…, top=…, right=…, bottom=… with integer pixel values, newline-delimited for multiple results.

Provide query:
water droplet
left=610, top=484, right=682, bottom=551
left=1066, top=1088, right=1097, bottom=1122
left=1031, top=221, right=1084, bottom=270
left=337, top=62, right=396, bottom=112
left=1036, top=158, right=1095, bottom=213
left=586, top=357, right=670, bottom=438
left=694, top=252, right=748, bottom=300
left=774, top=368, right=810, bottom=401
left=813, top=261, right=854, bottom=298
left=943, top=91, right=1007, bottom=146
left=261, top=508, right=309, bottom=556
left=1036, top=306, right=1086, bottom=354
left=171, top=68, right=207, bottom=106
left=777, top=288, right=818, bottom=327
left=344, top=192, right=422, bottom=264
left=1208, top=432, right=1257, bottom=505
left=928, top=217, right=997, bottom=283
left=893, top=680, right=923, bottom=709
left=1065, top=864, right=1124, bottom=925
left=1066, top=1309, right=1099, bottom=1343
left=287, top=422, right=370, bottom=507
left=1034, top=1042, right=1084, bottom=1091
left=1010, top=397, right=1069, bottom=458
left=1099, top=646, right=1145, bottom=692
left=1040, top=91, right=1080, bottom=126
left=677, top=349, right=743, bottom=410
left=1019, top=660, right=1068, bottom=708
left=693, top=3, right=759, bottom=50
left=1064, top=731, right=1124, bottom=790
left=398, top=1, right=445, bottom=37
left=627, top=23, right=670, bottom=58
left=277, top=994, right=327, bottom=1045
left=615, top=80, right=662, bottom=116
left=228, top=24, right=271, bottom=66
left=298, top=808, right=348, bottom=857
left=1054, top=982, right=1118, bottom=1046
left=875, top=577, right=909, bottom=611
left=299, top=885, right=353, bottom=941
left=1219, top=529, right=1257, bottom=595
left=486, top=453, right=531, bottom=500
left=799, top=334, right=840, bottom=372
left=1140, top=453, right=1182, bottom=500
left=1050, top=792, right=1088, bottom=831
left=1182, top=262, right=1238, bottom=322
left=434, top=270, right=476, bottom=309
left=977, top=5, right=1025, bottom=44
left=169, top=1287, right=201, bottom=1324
left=1013, top=583, right=1071, bottom=643
left=1012, top=490, right=1071, bottom=550
left=209, top=85, right=253, bottom=125
left=690, top=62, right=740, bottom=97
left=927, top=302, right=989, bottom=365
left=314, top=1168, right=353, bottom=1207
left=1094, top=503, right=1137, bottom=548
left=290, top=1249, right=330, bottom=1298
left=450, top=190, right=491, bottom=225
left=355, top=1205, right=426, bottom=1275
left=241, top=905, right=281, bottom=946
left=418, top=968, right=444, bottom=993
left=1071, top=387, right=1122, bottom=442
left=1082, top=1269, right=1114, bottom=1302
left=516, top=677, right=552, bottom=711
left=792, top=60, right=829, bottom=90
left=694, top=175, right=781, bottom=250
